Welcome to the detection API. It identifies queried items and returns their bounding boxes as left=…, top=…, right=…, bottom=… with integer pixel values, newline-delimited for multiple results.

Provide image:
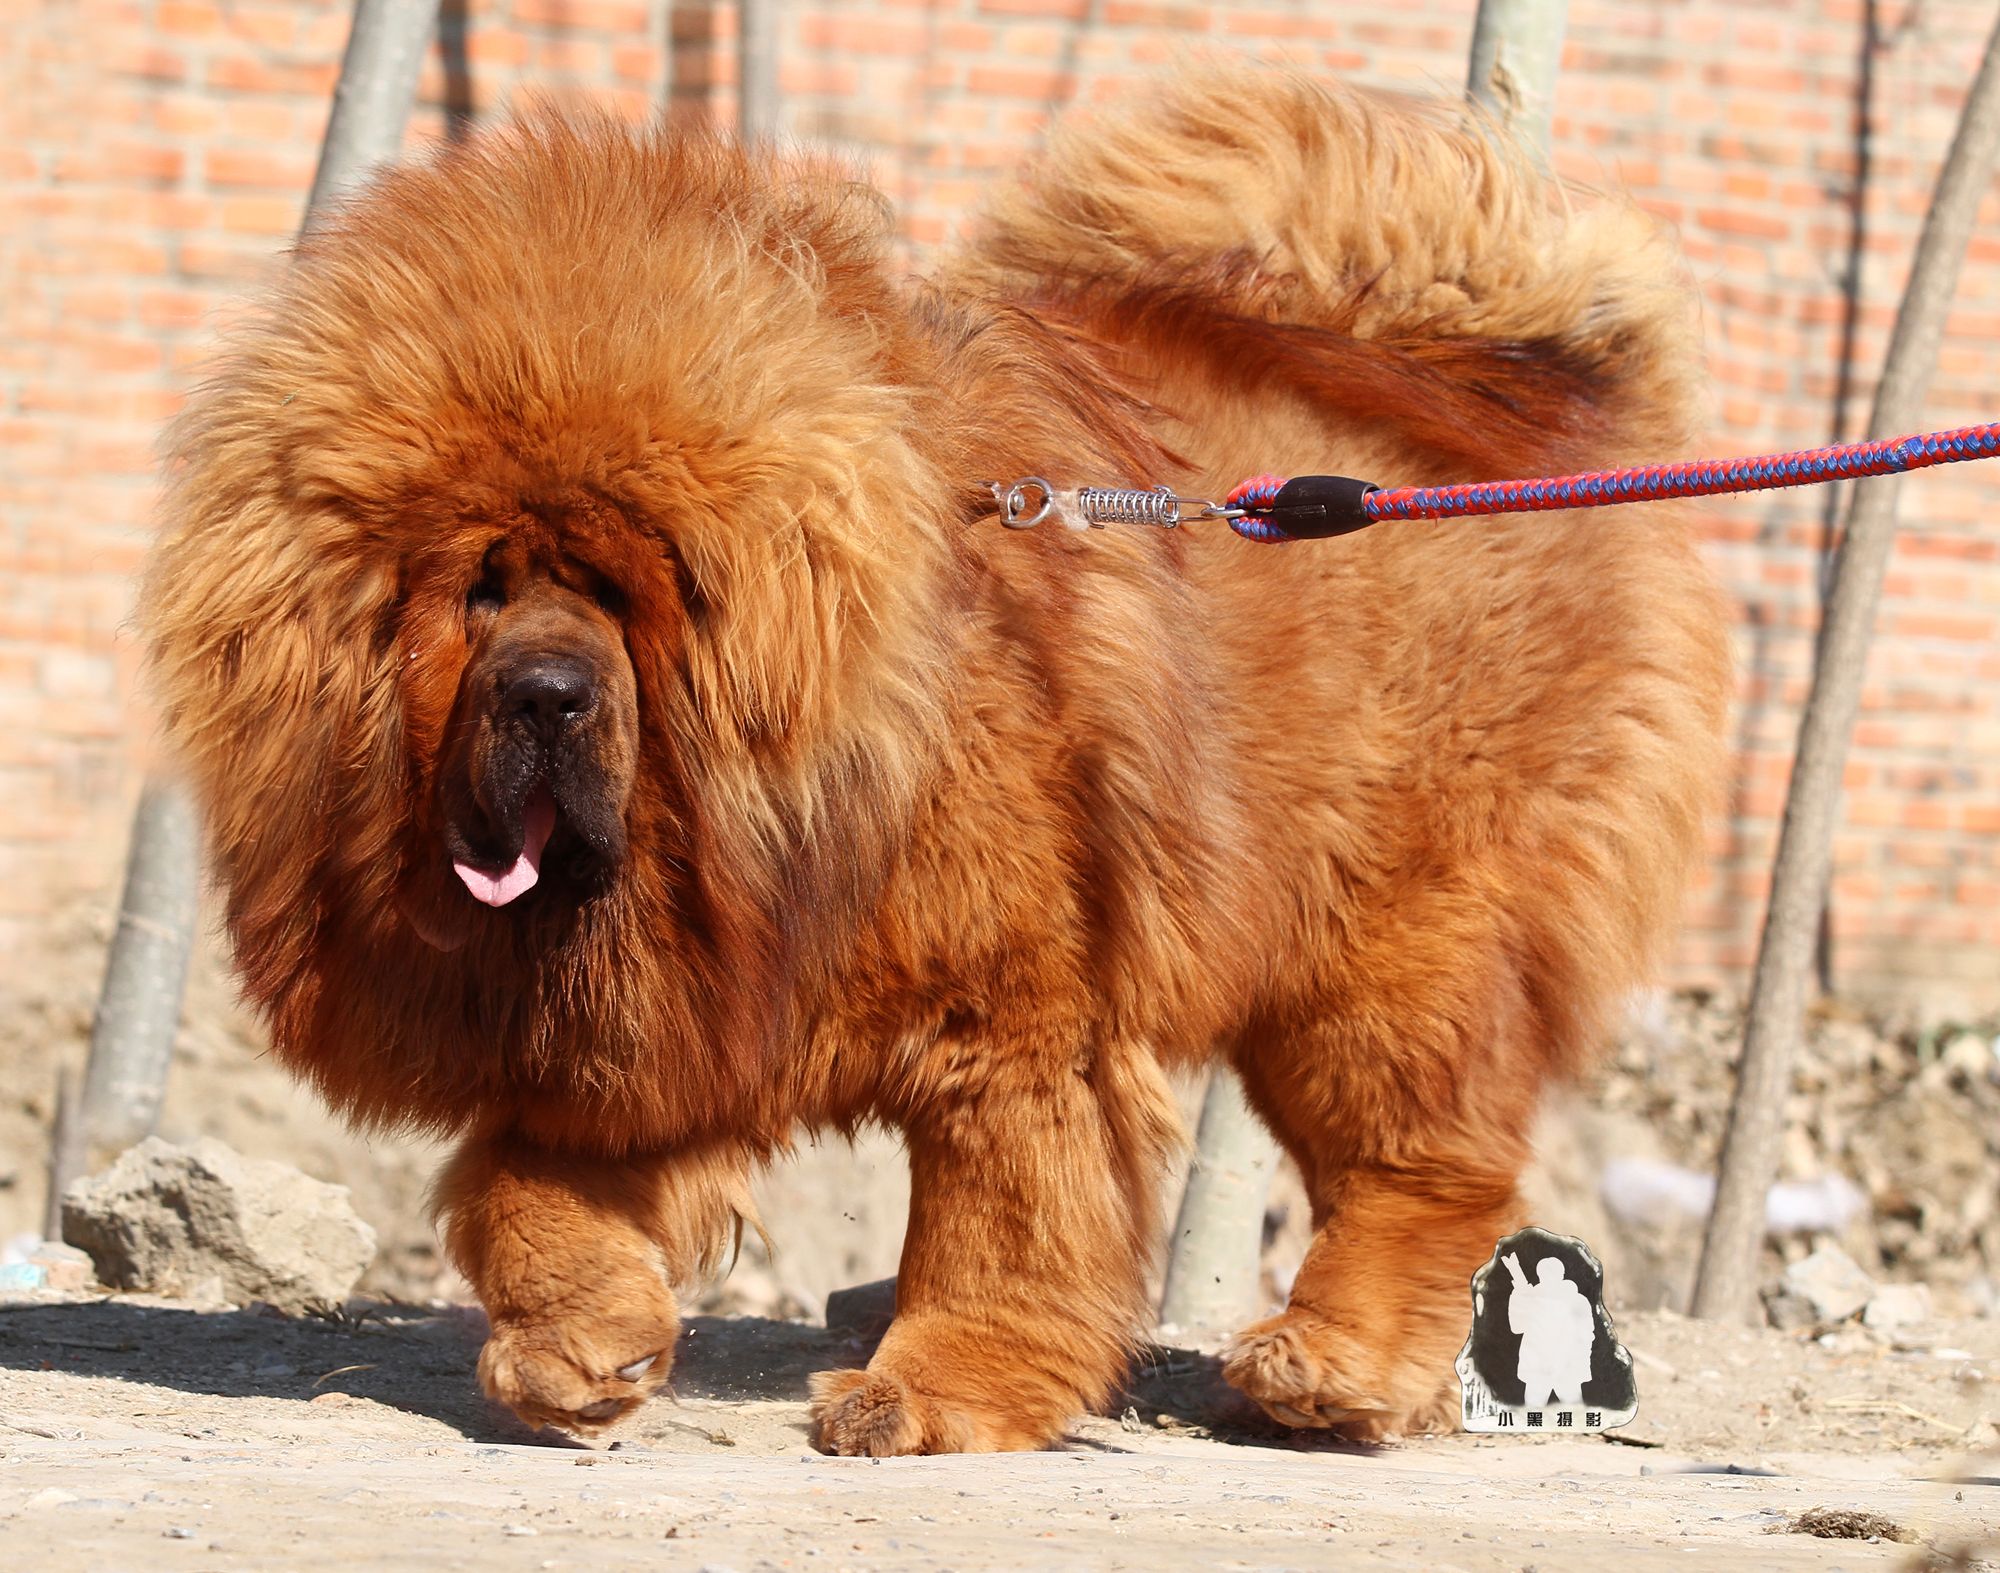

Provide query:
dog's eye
left=465, top=580, right=505, bottom=615
left=592, top=580, right=628, bottom=617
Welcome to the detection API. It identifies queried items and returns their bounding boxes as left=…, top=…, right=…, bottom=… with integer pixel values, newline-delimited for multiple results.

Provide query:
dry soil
left=1, top=1287, right=1995, bottom=1572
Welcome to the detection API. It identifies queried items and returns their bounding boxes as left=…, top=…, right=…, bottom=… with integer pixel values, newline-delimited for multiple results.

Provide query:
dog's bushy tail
left=953, top=65, right=1703, bottom=478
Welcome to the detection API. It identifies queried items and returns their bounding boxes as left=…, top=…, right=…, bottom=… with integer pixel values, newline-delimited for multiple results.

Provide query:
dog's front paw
left=808, top=1368, right=997, bottom=1456
left=1222, top=1310, right=1456, bottom=1440
left=479, top=1299, right=677, bottom=1436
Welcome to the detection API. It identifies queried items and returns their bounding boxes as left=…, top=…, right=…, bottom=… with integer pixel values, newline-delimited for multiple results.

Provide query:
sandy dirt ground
left=1, top=1287, right=1995, bottom=1572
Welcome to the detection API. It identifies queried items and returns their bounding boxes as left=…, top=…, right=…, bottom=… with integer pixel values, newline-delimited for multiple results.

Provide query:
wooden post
left=1692, top=8, right=2000, bottom=1324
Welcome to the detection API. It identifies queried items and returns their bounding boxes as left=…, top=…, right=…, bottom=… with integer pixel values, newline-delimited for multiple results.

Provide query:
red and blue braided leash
left=1221, top=420, right=2000, bottom=544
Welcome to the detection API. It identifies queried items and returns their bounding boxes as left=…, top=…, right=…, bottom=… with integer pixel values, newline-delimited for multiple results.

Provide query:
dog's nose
left=502, top=660, right=596, bottom=732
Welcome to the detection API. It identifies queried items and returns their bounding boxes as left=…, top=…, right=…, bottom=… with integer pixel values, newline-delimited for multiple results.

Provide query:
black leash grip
left=1260, top=475, right=1379, bottom=538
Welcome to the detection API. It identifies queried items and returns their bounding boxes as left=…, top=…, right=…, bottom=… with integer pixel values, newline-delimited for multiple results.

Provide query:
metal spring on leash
left=987, top=477, right=1243, bottom=530
left=1075, top=485, right=1183, bottom=527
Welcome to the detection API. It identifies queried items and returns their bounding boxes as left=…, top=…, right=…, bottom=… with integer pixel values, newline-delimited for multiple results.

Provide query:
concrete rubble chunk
left=824, top=1277, right=897, bottom=1340
left=61, top=1136, right=376, bottom=1313
left=1761, top=1289, right=1818, bottom=1333
left=1937, top=1031, right=1997, bottom=1081
left=1781, top=1245, right=1876, bottom=1325
left=29, top=1240, right=97, bottom=1292
left=1861, top=1282, right=1932, bottom=1331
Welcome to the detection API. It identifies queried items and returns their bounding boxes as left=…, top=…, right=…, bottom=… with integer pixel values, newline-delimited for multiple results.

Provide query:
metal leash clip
left=986, top=478, right=1243, bottom=531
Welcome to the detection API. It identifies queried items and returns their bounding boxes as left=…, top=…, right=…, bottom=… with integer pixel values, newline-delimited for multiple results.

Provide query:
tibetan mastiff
left=144, top=68, right=1729, bottom=1452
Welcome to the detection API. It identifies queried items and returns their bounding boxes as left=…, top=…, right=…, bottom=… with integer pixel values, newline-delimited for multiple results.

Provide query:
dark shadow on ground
left=1110, top=1343, right=1380, bottom=1456
left=0, top=1297, right=528, bottom=1441
left=0, top=1298, right=1375, bottom=1455
left=0, top=1298, right=851, bottom=1445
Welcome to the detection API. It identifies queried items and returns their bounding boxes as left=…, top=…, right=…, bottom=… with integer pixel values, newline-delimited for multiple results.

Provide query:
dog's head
left=142, top=115, right=964, bottom=1132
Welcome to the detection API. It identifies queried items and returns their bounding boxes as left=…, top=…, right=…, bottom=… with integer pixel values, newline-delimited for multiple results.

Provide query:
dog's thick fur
left=144, top=69, right=1730, bottom=1452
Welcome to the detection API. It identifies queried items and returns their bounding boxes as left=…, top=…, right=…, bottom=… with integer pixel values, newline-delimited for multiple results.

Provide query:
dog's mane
left=144, top=119, right=960, bottom=1146
left=142, top=108, right=1202, bottom=1150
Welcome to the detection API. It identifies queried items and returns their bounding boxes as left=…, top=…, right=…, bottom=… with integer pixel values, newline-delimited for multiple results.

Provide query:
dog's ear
left=145, top=462, right=412, bottom=993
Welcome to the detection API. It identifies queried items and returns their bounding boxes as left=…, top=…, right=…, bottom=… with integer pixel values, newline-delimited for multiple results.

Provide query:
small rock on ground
left=1862, top=1281, right=1933, bottom=1330
left=62, top=1136, right=375, bottom=1313
left=1781, top=1245, right=1876, bottom=1324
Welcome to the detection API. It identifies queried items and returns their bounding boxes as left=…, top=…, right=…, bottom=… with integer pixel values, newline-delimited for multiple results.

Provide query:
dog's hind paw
left=1222, top=1310, right=1457, bottom=1441
left=807, top=1368, right=991, bottom=1456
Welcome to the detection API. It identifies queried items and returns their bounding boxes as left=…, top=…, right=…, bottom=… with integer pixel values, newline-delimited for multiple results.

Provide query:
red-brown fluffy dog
left=144, top=68, right=1729, bottom=1452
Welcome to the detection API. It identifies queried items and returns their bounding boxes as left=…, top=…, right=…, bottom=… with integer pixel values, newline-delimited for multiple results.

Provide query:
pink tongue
left=454, top=788, right=557, bottom=908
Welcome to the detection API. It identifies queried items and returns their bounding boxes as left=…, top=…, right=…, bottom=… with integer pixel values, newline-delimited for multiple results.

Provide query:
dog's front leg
left=435, top=1130, right=752, bottom=1435
left=809, top=1044, right=1167, bottom=1455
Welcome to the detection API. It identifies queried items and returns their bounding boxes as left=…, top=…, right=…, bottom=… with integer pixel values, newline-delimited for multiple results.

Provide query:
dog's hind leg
left=435, top=1131, right=754, bottom=1436
left=1221, top=911, right=1549, bottom=1441
left=809, top=1038, right=1179, bottom=1456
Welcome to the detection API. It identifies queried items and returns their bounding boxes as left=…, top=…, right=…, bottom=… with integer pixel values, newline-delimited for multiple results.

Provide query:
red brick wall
left=6, top=0, right=1999, bottom=1003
